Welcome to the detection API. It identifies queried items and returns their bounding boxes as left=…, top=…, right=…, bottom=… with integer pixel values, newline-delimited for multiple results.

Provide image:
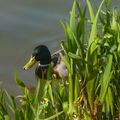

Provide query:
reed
left=0, top=0, right=120, bottom=119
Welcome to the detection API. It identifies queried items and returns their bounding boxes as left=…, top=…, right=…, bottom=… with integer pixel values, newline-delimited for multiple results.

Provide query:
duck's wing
left=51, top=49, right=64, bottom=66
left=51, top=49, right=68, bottom=78
left=51, top=49, right=64, bottom=56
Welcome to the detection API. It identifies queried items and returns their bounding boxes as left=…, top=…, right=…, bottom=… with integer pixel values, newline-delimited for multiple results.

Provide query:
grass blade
left=14, top=73, right=26, bottom=94
left=44, top=111, right=64, bottom=120
left=87, top=0, right=105, bottom=48
left=99, top=55, right=113, bottom=103
left=86, top=0, right=95, bottom=23
left=70, top=0, right=76, bottom=34
left=33, top=80, right=40, bottom=105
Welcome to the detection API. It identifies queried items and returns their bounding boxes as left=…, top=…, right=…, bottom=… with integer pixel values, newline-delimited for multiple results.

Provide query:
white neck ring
left=38, top=63, right=50, bottom=67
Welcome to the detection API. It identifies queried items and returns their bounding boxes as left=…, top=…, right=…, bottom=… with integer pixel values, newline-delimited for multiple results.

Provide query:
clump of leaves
left=61, top=0, right=120, bottom=119
left=0, top=0, right=120, bottom=120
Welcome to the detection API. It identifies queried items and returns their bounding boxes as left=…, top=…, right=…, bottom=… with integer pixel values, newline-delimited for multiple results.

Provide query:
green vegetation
left=0, top=0, right=120, bottom=119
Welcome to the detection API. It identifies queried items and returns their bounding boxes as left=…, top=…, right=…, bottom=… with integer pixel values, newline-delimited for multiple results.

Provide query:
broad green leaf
left=103, top=86, right=113, bottom=115
left=5, top=91, right=16, bottom=113
left=76, top=19, right=83, bottom=42
left=88, top=0, right=105, bottom=48
left=99, top=12, right=106, bottom=25
left=47, top=63, right=54, bottom=79
left=104, top=33, right=113, bottom=39
left=74, top=74, right=79, bottom=101
left=4, top=115, right=10, bottom=120
left=62, top=102, right=68, bottom=113
left=86, top=77, right=96, bottom=110
left=48, top=82, right=54, bottom=107
left=61, top=22, right=75, bottom=52
left=60, top=53, right=70, bottom=71
left=68, top=52, right=81, bottom=60
left=86, top=0, right=95, bottom=23
left=60, top=22, right=70, bottom=51
left=99, top=55, right=113, bottom=103
left=70, top=58, right=73, bottom=75
left=33, top=79, right=40, bottom=105
left=111, top=8, right=119, bottom=32
left=44, top=111, right=64, bottom=120
left=70, top=0, right=76, bottom=34
left=86, top=0, right=105, bottom=76
left=105, top=0, right=111, bottom=26
left=68, top=72, right=74, bottom=116
left=60, top=41, right=69, bottom=56
left=14, top=73, right=26, bottom=94
left=76, top=1, right=83, bottom=18
left=107, top=87, right=113, bottom=115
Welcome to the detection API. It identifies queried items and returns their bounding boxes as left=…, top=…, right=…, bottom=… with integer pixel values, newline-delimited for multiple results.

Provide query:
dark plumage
left=23, top=45, right=68, bottom=79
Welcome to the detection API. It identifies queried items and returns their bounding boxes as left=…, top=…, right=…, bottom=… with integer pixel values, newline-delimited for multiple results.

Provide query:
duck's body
left=23, top=45, right=68, bottom=79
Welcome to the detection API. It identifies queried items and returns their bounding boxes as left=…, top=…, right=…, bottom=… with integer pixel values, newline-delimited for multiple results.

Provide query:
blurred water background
left=0, top=0, right=120, bottom=95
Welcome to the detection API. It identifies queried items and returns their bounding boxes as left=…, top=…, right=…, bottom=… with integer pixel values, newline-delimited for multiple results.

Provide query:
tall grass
left=0, top=0, right=120, bottom=119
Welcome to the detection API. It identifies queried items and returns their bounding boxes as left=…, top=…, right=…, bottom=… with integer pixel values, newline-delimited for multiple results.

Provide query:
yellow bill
left=23, top=56, right=37, bottom=70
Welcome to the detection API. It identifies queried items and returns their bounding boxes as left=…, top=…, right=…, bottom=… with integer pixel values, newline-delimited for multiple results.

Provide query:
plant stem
left=69, top=73, right=73, bottom=119
left=69, top=59, right=74, bottom=119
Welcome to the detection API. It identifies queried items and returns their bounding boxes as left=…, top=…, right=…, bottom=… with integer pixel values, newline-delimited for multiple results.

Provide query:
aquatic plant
left=0, top=0, right=120, bottom=119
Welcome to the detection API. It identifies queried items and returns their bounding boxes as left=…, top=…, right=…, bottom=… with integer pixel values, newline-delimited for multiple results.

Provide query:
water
left=0, top=0, right=73, bottom=95
left=0, top=0, right=120, bottom=95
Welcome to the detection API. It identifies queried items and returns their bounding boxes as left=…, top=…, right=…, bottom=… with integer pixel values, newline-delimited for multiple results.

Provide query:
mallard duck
left=23, top=45, right=68, bottom=79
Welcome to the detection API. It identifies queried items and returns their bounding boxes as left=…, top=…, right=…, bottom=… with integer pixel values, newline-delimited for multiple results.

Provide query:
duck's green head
left=23, top=45, right=51, bottom=70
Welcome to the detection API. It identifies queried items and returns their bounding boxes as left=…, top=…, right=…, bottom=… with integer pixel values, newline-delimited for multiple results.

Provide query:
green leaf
left=68, top=52, right=81, bottom=60
left=73, top=31, right=85, bottom=58
left=106, top=87, right=113, bottom=115
left=60, top=53, right=70, bottom=72
left=104, top=33, right=113, bottom=39
left=44, top=111, right=64, bottom=120
left=47, top=63, right=54, bottom=79
left=111, top=8, right=119, bottom=32
left=33, top=79, right=40, bottom=105
left=62, top=102, right=68, bottom=113
left=76, top=1, right=83, bottom=18
left=99, top=54, right=113, bottom=103
left=86, top=0, right=95, bottom=23
left=70, top=0, right=76, bottom=34
left=48, top=82, right=54, bottom=107
left=86, top=77, right=96, bottom=110
left=61, top=22, right=74, bottom=52
left=5, top=91, right=16, bottom=113
left=14, top=73, right=26, bottom=94
left=86, top=0, right=105, bottom=76
left=87, top=0, right=105, bottom=48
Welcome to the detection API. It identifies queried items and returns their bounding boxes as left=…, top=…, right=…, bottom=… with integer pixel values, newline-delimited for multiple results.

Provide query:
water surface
left=0, top=0, right=73, bottom=95
left=0, top=0, right=119, bottom=95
